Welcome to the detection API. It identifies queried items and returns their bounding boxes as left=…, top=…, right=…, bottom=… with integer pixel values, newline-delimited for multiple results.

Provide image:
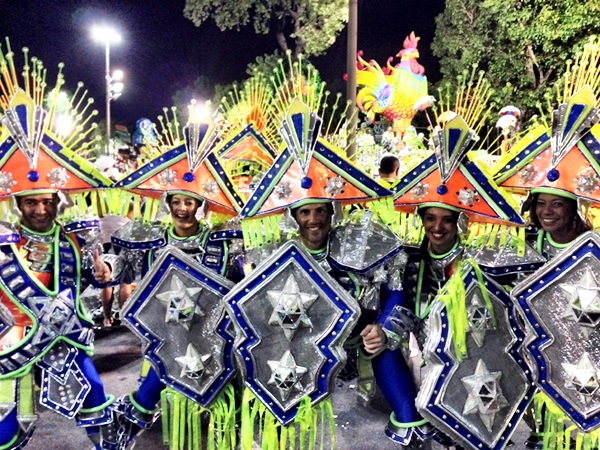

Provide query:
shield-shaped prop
left=512, top=230, right=600, bottom=431
left=225, top=240, right=360, bottom=425
left=121, top=246, right=236, bottom=407
left=416, top=262, right=535, bottom=449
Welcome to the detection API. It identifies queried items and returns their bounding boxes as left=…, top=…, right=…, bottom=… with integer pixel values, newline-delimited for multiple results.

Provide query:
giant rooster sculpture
left=356, top=32, right=428, bottom=138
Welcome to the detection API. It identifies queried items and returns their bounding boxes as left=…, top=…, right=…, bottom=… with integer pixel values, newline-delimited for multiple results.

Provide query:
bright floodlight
left=190, top=103, right=210, bottom=123
left=91, top=25, right=121, bottom=44
left=55, top=114, right=74, bottom=137
left=112, top=69, right=124, bottom=81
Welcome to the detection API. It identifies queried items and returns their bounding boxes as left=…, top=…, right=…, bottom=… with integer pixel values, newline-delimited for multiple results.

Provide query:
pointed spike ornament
left=432, top=114, right=476, bottom=185
left=279, top=98, right=322, bottom=183
left=551, top=86, right=599, bottom=170
left=1, top=89, right=47, bottom=170
left=182, top=100, right=220, bottom=175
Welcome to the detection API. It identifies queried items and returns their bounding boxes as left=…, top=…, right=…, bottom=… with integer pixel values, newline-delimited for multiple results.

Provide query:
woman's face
left=534, top=193, right=579, bottom=243
left=422, top=207, right=458, bottom=255
left=169, top=194, right=201, bottom=236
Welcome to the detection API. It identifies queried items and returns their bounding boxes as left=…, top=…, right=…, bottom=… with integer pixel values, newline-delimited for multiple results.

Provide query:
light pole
left=91, top=25, right=121, bottom=153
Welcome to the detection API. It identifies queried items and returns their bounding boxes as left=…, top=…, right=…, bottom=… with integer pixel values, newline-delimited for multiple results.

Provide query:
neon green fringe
left=161, top=384, right=237, bottom=450
left=240, top=389, right=335, bottom=450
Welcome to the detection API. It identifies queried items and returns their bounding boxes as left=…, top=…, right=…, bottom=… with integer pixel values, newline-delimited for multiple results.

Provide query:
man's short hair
left=379, top=155, right=399, bottom=175
left=290, top=202, right=334, bottom=221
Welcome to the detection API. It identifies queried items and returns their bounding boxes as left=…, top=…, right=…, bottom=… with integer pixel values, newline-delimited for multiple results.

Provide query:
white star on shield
left=267, top=350, right=308, bottom=401
left=175, top=343, right=212, bottom=380
left=267, top=274, right=318, bottom=340
left=467, top=292, right=493, bottom=347
left=461, top=359, right=508, bottom=432
left=562, top=352, right=600, bottom=404
left=560, top=268, right=600, bottom=337
left=156, top=274, right=204, bottom=331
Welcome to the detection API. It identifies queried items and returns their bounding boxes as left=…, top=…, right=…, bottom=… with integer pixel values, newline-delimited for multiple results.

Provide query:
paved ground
left=24, top=326, right=530, bottom=450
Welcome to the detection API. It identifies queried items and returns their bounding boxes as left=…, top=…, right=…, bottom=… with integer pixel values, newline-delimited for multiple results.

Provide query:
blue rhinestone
left=437, top=185, right=448, bottom=195
left=547, top=169, right=559, bottom=181
left=27, top=170, right=40, bottom=182
left=301, top=177, right=312, bottom=189
left=183, top=172, right=195, bottom=182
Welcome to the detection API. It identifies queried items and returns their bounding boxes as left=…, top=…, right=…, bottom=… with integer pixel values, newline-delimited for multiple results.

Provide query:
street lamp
left=91, top=24, right=121, bottom=153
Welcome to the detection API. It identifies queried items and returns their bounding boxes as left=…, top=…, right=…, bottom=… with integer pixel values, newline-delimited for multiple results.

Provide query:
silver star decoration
left=202, top=180, right=218, bottom=196
left=458, top=188, right=478, bottom=207
left=0, top=172, right=16, bottom=192
left=156, top=274, right=204, bottom=331
left=562, top=352, right=600, bottom=403
left=159, top=168, right=177, bottom=186
left=267, top=350, right=308, bottom=401
left=48, top=167, right=69, bottom=187
left=174, top=343, right=212, bottom=380
left=576, top=169, right=600, bottom=195
left=274, top=182, right=293, bottom=200
left=268, top=274, right=318, bottom=341
left=467, top=292, right=493, bottom=347
left=519, top=164, right=538, bottom=184
left=325, top=177, right=345, bottom=197
left=28, top=290, right=80, bottom=345
left=462, top=359, right=508, bottom=432
left=560, top=268, right=600, bottom=337
left=410, top=182, right=429, bottom=200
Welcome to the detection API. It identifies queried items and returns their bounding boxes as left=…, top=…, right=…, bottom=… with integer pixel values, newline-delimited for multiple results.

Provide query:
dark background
left=0, top=0, right=444, bottom=129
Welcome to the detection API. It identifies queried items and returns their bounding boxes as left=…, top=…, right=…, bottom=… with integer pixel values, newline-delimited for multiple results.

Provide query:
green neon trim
left=205, top=158, right=244, bottom=212
left=0, top=433, right=19, bottom=450
left=79, top=395, right=114, bottom=413
left=313, top=149, right=379, bottom=197
left=303, top=245, right=327, bottom=255
left=289, top=198, right=333, bottom=210
left=347, top=272, right=361, bottom=299
left=246, top=155, right=293, bottom=216
left=546, top=232, right=572, bottom=249
left=461, top=166, right=513, bottom=221
left=389, top=412, right=428, bottom=428
left=41, top=140, right=105, bottom=187
left=394, top=163, right=437, bottom=197
left=530, top=186, right=578, bottom=200
left=417, top=202, right=462, bottom=213
left=493, top=127, right=550, bottom=184
left=429, top=239, right=460, bottom=259
left=129, top=391, right=158, bottom=415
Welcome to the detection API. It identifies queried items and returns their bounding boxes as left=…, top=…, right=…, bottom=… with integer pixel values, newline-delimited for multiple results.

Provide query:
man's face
left=422, top=207, right=458, bottom=255
left=294, top=203, right=332, bottom=251
left=18, top=194, right=58, bottom=233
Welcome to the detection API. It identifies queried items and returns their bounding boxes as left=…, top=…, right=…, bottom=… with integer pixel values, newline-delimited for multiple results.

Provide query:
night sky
left=0, top=0, right=444, bottom=129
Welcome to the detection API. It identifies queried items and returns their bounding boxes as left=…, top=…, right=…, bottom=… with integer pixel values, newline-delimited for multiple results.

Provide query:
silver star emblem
left=0, top=172, right=16, bottom=192
left=267, top=350, right=308, bottom=401
left=202, top=180, right=218, bottom=197
left=268, top=274, right=318, bottom=341
left=274, top=182, right=293, bottom=200
left=156, top=274, right=204, bottom=331
left=159, top=168, right=177, bottom=186
left=576, top=169, right=600, bottom=195
left=410, top=182, right=429, bottom=200
left=562, top=352, right=600, bottom=403
left=560, top=268, right=600, bottom=337
left=458, top=188, right=478, bottom=207
left=325, top=177, right=345, bottom=197
left=48, top=167, right=69, bottom=188
left=467, top=292, right=493, bottom=347
left=175, top=343, right=212, bottom=380
left=462, top=359, right=508, bottom=432
left=28, top=290, right=80, bottom=345
left=519, top=164, right=538, bottom=184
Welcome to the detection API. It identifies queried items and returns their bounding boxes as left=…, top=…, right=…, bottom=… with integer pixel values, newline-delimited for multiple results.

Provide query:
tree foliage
left=431, top=0, right=600, bottom=120
left=183, top=0, right=349, bottom=57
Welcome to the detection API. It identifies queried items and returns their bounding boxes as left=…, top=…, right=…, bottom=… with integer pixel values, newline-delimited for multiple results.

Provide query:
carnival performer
left=378, top=154, right=401, bottom=187
left=111, top=105, right=246, bottom=447
left=390, top=105, right=538, bottom=448
left=0, top=47, right=123, bottom=450
left=490, top=47, right=600, bottom=446
left=231, top=95, right=433, bottom=448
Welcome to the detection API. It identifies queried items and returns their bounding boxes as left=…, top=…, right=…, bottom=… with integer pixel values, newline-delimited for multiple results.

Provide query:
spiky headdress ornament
left=0, top=40, right=110, bottom=198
